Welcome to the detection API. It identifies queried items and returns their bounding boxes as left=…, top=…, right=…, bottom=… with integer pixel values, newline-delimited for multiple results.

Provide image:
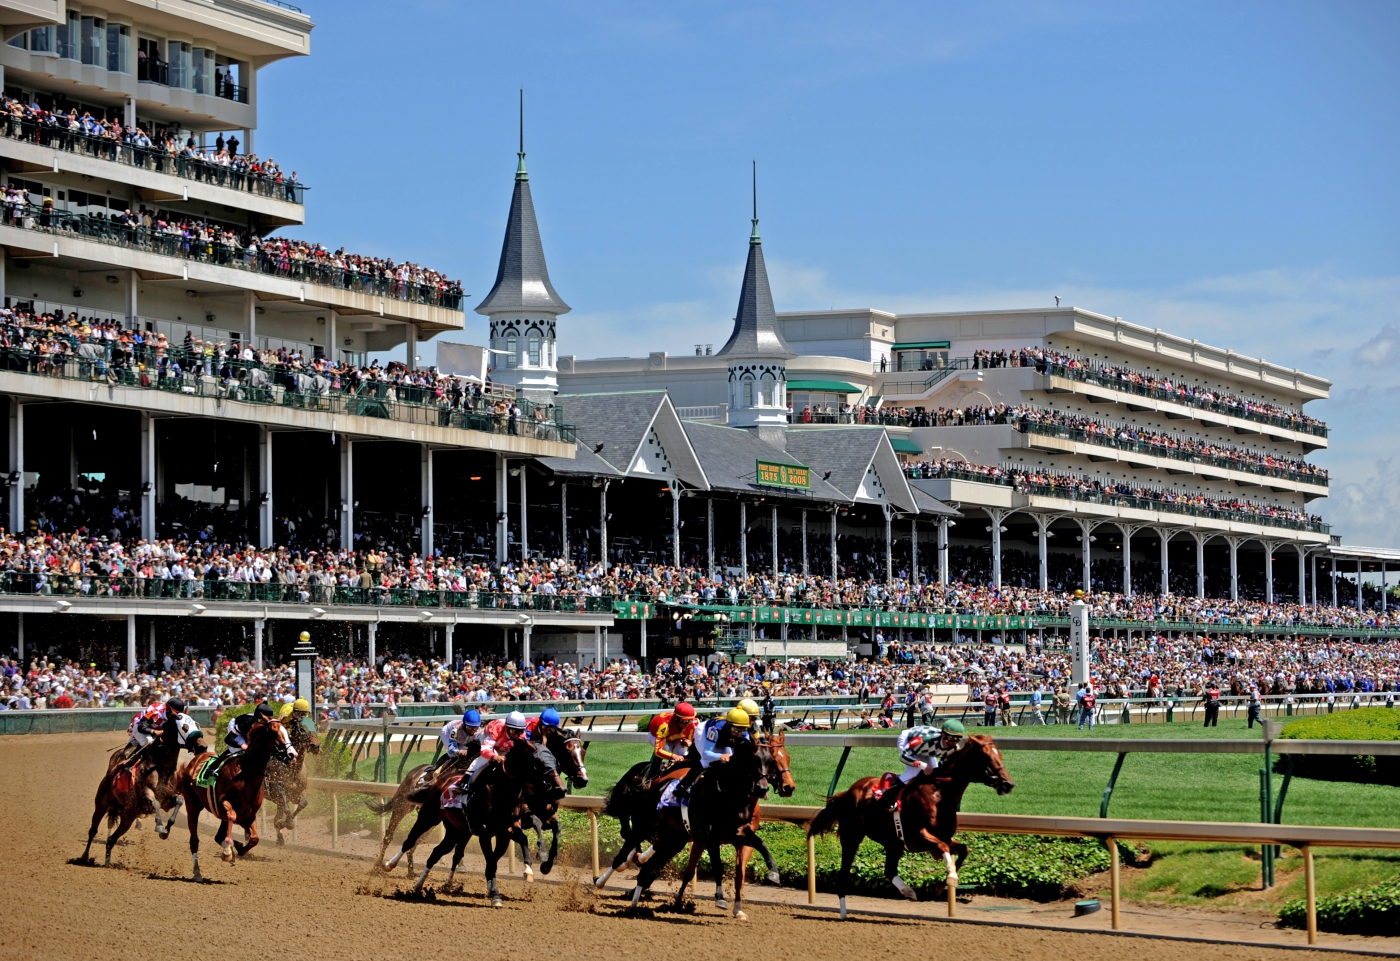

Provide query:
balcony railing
left=1014, top=419, right=1327, bottom=487
left=905, top=463, right=1329, bottom=534
left=0, top=343, right=574, bottom=444
left=1040, top=360, right=1328, bottom=438
left=0, top=205, right=463, bottom=310
left=0, top=115, right=301, bottom=204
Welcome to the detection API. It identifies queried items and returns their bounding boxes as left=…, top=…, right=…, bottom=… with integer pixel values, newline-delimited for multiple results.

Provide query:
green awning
left=889, top=437, right=923, bottom=454
left=891, top=341, right=950, bottom=351
left=787, top=380, right=861, bottom=394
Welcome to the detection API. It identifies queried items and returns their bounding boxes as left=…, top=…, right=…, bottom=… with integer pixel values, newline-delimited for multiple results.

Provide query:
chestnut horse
left=267, top=717, right=320, bottom=845
left=173, top=717, right=297, bottom=881
left=807, top=733, right=1014, bottom=919
left=80, top=733, right=191, bottom=865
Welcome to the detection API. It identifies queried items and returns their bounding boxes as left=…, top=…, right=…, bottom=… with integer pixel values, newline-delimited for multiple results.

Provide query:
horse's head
left=546, top=727, right=588, bottom=790
left=289, top=719, right=321, bottom=755
left=951, top=733, right=1014, bottom=795
left=504, top=739, right=565, bottom=801
left=729, top=737, right=771, bottom=800
left=254, top=718, right=298, bottom=765
left=760, top=730, right=796, bottom=797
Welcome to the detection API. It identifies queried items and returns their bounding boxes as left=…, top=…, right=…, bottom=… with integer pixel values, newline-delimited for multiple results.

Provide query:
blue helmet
left=463, top=709, right=482, bottom=727
left=539, top=707, right=561, bottom=727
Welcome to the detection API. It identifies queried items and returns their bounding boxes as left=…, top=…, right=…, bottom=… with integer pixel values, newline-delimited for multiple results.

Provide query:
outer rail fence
left=303, top=775, right=1400, bottom=945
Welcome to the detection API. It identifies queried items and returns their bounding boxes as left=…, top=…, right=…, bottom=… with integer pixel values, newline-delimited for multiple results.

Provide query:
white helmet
left=505, top=710, right=528, bottom=730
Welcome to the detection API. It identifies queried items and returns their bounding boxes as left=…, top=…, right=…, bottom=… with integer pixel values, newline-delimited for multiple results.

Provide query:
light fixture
left=311, top=607, right=327, bottom=618
left=419, top=610, right=434, bottom=621
left=516, top=613, right=532, bottom=625
left=190, top=603, right=207, bottom=614
left=469, top=475, right=482, bottom=481
left=54, top=599, right=72, bottom=612
left=509, top=468, right=520, bottom=477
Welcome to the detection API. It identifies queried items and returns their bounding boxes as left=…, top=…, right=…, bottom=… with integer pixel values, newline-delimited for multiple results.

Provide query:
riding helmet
left=505, top=710, right=528, bottom=730
left=737, top=698, right=761, bottom=719
left=539, top=707, right=561, bottom=727
left=725, top=707, right=752, bottom=728
left=293, top=698, right=311, bottom=714
left=166, top=696, right=186, bottom=713
left=673, top=701, right=696, bottom=720
left=254, top=701, right=274, bottom=719
left=463, top=708, right=482, bottom=727
left=942, top=719, right=966, bottom=735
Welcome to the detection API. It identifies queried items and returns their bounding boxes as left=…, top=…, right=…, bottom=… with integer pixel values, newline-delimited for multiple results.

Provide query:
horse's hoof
left=220, top=847, right=233, bottom=863
left=947, top=873, right=959, bottom=887
left=716, top=898, right=728, bottom=911
left=276, top=837, right=286, bottom=847
left=524, top=870, right=534, bottom=883
left=734, top=909, right=748, bottom=921
left=540, top=861, right=554, bottom=876
left=491, top=896, right=504, bottom=908
left=767, top=870, right=781, bottom=884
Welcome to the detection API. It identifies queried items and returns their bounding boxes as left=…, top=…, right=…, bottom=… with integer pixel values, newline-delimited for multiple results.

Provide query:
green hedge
left=1277, top=708, right=1400, bottom=786
left=1279, top=875, right=1400, bottom=935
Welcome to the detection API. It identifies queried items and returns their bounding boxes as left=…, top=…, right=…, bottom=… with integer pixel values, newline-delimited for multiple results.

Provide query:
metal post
left=258, top=425, right=273, bottom=548
left=640, top=615, right=647, bottom=663
left=1264, top=542, right=1275, bottom=604
left=1195, top=533, right=1206, bottom=599
left=884, top=506, right=893, bottom=585
left=560, top=481, right=569, bottom=560
left=938, top=516, right=948, bottom=586
left=1299, top=548, right=1308, bottom=607
left=594, top=625, right=603, bottom=670
left=496, top=454, right=508, bottom=564
left=148, top=620, right=156, bottom=663
left=600, top=479, right=610, bottom=570
left=801, top=509, right=809, bottom=576
left=707, top=497, right=715, bottom=577
left=1121, top=524, right=1135, bottom=597
left=139, top=412, right=156, bottom=542
left=367, top=621, right=377, bottom=666
left=1159, top=530, right=1171, bottom=596
left=422, top=445, right=433, bottom=558
left=339, top=436, right=354, bottom=550
left=519, top=462, right=529, bottom=561
left=1037, top=516, right=1049, bottom=592
left=771, top=505, right=779, bottom=577
left=1107, top=836, right=1120, bottom=930
left=740, top=502, right=748, bottom=578
left=253, top=619, right=264, bottom=671
left=15, top=612, right=22, bottom=664
left=8, top=399, right=22, bottom=534
left=522, top=622, right=532, bottom=668
left=1311, top=553, right=1318, bottom=608
left=1358, top=559, right=1364, bottom=612
left=910, top=516, right=918, bottom=584
left=672, top=485, right=681, bottom=567
left=1230, top=538, right=1240, bottom=601
left=126, top=613, right=136, bottom=673
left=444, top=623, right=454, bottom=666
left=831, top=509, right=839, bottom=587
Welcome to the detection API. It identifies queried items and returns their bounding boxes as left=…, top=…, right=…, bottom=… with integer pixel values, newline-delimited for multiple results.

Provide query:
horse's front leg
left=481, top=832, right=507, bottom=907
left=541, top=817, right=560, bottom=875
left=742, top=825, right=780, bottom=883
left=709, top=843, right=728, bottom=909
left=185, top=794, right=204, bottom=881
left=733, top=844, right=751, bottom=919
left=886, top=842, right=916, bottom=901
left=674, top=839, right=705, bottom=910
left=917, top=827, right=957, bottom=886
left=509, top=824, right=535, bottom=882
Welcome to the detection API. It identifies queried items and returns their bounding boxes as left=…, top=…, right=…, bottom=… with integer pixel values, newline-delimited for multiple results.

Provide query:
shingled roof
left=682, top=422, right=846, bottom=502
left=474, top=151, right=570, bottom=316
left=714, top=215, right=794, bottom=360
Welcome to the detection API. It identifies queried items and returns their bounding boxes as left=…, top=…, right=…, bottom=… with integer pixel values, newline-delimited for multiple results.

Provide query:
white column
left=254, top=618, right=265, bottom=671
left=707, top=497, right=715, bottom=577
left=938, top=516, right=949, bottom=586
left=1192, top=532, right=1207, bottom=599
left=910, top=517, right=918, bottom=584
left=127, top=614, right=137, bottom=673
left=502, top=626, right=509, bottom=658
left=671, top=486, right=681, bottom=567
left=1298, top=548, right=1308, bottom=607
left=125, top=268, right=139, bottom=326
left=600, top=479, right=610, bottom=569
left=519, top=463, right=528, bottom=561
left=1383, top=563, right=1388, bottom=613
left=1158, top=530, right=1172, bottom=596
left=444, top=623, right=454, bottom=665
left=1228, top=537, right=1242, bottom=601
left=421, top=445, right=433, bottom=558
left=801, top=509, right=809, bottom=576
left=15, top=612, right=22, bottom=664
left=140, top=412, right=156, bottom=542
left=148, top=620, right=156, bottom=663
left=884, top=506, right=894, bottom=585
left=339, top=436, right=354, bottom=550
left=1357, top=559, right=1364, bottom=612
left=1119, top=524, right=1141, bottom=597
left=560, top=481, right=569, bottom=560
left=124, top=96, right=136, bottom=130
left=781, top=620, right=789, bottom=664
left=739, top=502, right=747, bottom=578
left=772, top=505, right=779, bottom=577
left=8, top=399, right=22, bottom=534
left=987, top=508, right=1011, bottom=589
left=640, top=616, right=648, bottom=663
left=327, top=310, right=338, bottom=364
left=1331, top=561, right=1338, bottom=607
left=594, top=625, right=602, bottom=669
left=1263, top=541, right=1277, bottom=603
left=522, top=622, right=532, bottom=667
left=831, top=508, right=839, bottom=588
left=1036, top=516, right=1050, bottom=592
left=495, top=455, right=508, bottom=564
left=245, top=289, right=258, bottom=350
left=258, top=425, right=273, bottom=548
left=405, top=323, right=417, bottom=370
left=1076, top=519, right=1100, bottom=592
left=1311, top=553, right=1318, bottom=608
left=367, top=622, right=377, bottom=666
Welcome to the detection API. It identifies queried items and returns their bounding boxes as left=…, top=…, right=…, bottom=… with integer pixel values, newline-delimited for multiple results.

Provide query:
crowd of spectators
left=904, top=458, right=1325, bottom=530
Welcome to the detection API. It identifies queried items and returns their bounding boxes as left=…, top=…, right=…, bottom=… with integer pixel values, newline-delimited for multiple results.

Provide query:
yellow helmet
left=293, top=698, right=311, bottom=714
left=725, top=707, right=752, bottom=728
left=737, top=698, right=761, bottom=719
left=278, top=702, right=294, bottom=719
left=299, top=630, right=310, bottom=642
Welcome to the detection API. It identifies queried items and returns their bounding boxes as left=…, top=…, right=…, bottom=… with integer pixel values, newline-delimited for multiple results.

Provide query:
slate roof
left=681, top=422, right=846, bottom=503
left=782, top=429, right=884, bottom=503
left=911, top=486, right=961, bottom=517
left=550, top=392, right=671, bottom=474
left=537, top=440, right=624, bottom=477
left=715, top=232, right=794, bottom=360
left=474, top=161, right=570, bottom=316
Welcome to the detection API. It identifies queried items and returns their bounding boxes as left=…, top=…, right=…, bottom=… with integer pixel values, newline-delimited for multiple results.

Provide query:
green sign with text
left=756, top=460, right=811, bottom=490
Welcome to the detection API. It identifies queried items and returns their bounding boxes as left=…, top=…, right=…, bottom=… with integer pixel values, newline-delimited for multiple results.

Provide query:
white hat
left=505, top=710, right=527, bottom=730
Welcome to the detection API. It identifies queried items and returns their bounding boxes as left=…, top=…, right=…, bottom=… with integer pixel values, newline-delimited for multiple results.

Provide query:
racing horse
left=173, top=716, right=297, bottom=881
left=80, top=726, right=198, bottom=865
left=625, top=738, right=778, bottom=919
left=512, top=726, right=589, bottom=876
left=266, top=717, right=320, bottom=845
left=806, top=733, right=1014, bottom=919
left=407, top=739, right=566, bottom=905
left=708, top=730, right=794, bottom=911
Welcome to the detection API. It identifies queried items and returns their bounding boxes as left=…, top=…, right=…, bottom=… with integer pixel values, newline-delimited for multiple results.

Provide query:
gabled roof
left=474, top=159, right=570, bottom=316
left=715, top=228, right=794, bottom=360
left=542, top=391, right=708, bottom=488
left=911, top=486, right=961, bottom=517
left=783, top=428, right=918, bottom=513
left=681, top=422, right=846, bottom=503
left=537, top=441, right=624, bottom=477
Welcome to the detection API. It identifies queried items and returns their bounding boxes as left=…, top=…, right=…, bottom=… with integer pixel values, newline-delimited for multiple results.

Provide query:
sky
left=254, top=0, right=1400, bottom=547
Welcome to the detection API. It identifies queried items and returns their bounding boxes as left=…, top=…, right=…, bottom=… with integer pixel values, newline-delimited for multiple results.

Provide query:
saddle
left=870, top=772, right=904, bottom=810
left=440, top=775, right=467, bottom=810
left=194, top=755, right=225, bottom=789
left=112, top=765, right=136, bottom=800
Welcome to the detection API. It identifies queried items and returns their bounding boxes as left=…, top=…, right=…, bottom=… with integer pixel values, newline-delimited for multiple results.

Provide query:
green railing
left=0, top=344, right=575, bottom=443
left=0, top=205, right=462, bottom=310
left=1015, top=419, right=1327, bottom=486
left=1, top=115, right=302, bottom=203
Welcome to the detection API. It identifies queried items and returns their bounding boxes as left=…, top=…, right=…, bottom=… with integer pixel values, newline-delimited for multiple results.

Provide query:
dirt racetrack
left=0, top=732, right=1383, bottom=961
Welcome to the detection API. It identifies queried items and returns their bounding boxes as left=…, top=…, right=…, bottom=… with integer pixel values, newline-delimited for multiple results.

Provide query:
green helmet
left=941, top=719, right=966, bottom=735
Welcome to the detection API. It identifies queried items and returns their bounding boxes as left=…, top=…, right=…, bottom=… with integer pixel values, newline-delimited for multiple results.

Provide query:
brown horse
left=173, top=717, right=297, bottom=881
left=807, top=733, right=1014, bottom=919
left=266, top=717, right=320, bottom=845
left=80, top=732, right=194, bottom=865
left=706, top=730, right=795, bottom=911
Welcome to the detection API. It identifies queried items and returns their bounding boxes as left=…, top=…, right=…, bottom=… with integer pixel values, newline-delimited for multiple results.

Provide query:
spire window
left=528, top=336, right=541, bottom=366
left=506, top=334, right=518, bottom=368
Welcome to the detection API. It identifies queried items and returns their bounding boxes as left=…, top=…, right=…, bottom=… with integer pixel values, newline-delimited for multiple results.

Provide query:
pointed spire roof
left=716, top=162, right=793, bottom=359
left=475, top=91, right=570, bottom=316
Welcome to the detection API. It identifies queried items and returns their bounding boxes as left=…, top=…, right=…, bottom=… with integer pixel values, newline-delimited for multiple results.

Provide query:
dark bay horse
left=81, top=732, right=192, bottom=865
left=707, top=730, right=794, bottom=911
left=173, top=717, right=297, bottom=881
left=267, top=717, right=320, bottom=844
left=408, top=739, right=565, bottom=905
left=806, top=733, right=1014, bottom=919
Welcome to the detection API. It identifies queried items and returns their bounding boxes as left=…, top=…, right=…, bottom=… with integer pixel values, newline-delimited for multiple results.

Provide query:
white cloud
left=1353, top=323, right=1400, bottom=367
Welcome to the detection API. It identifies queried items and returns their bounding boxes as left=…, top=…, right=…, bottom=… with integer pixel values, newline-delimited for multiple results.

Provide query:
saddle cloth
left=657, top=779, right=687, bottom=811
left=112, top=766, right=136, bottom=799
left=194, top=756, right=221, bottom=789
left=440, top=775, right=467, bottom=810
left=870, top=772, right=903, bottom=809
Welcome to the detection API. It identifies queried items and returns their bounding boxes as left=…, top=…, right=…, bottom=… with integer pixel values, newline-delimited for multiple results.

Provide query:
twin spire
left=717, top=159, right=793, bottom=359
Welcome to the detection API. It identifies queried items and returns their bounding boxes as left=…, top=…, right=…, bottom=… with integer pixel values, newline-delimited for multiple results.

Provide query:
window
left=192, top=47, right=214, bottom=94
left=743, top=380, right=754, bottom=407
left=7, top=33, right=24, bottom=50
left=528, top=336, right=541, bottom=366
left=137, top=37, right=165, bottom=84
left=58, top=10, right=79, bottom=59
left=29, top=26, right=53, bottom=53
left=80, top=16, right=104, bottom=67
left=505, top=335, right=518, bottom=369
left=107, top=23, right=130, bottom=73
left=168, top=41, right=191, bottom=89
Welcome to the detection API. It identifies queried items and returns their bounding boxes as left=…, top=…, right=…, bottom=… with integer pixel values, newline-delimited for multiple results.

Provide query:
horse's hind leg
left=709, top=843, right=727, bottom=909
left=157, top=794, right=183, bottom=840
left=836, top=829, right=865, bottom=920
left=733, top=844, right=750, bottom=920
left=482, top=832, right=507, bottom=907
left=509, top=825, right=534, bottom=882
left=672, top=838, right=705, bottom=910
left=83, top=799, right=109, bottom=861
left=886, top=843, right=916, bottom=901
left=744, top=827, right=781, bottom=883
left=541, top=817, right=560, bottom=875
left=412, top=828, right=459, bottom=895
left=185, top=796, right=204, bottom=881
left=104, top=809, right=137, bottom=866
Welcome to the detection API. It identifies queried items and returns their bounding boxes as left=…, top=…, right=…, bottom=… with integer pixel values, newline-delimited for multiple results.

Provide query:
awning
left=891, top=341, right=950, bottom=351
left=889, top=437, right=923, bottom=454
left=787, top=380, right=862, bottom=394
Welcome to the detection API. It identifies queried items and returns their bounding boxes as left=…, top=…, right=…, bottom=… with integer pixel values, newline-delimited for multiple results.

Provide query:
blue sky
left=256, top=1, right=1400, bottom=546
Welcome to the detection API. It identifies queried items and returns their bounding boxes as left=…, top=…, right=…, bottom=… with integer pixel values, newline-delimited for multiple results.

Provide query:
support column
left=254, top=618, right=265, bottom=671
left=594, top=625, right=602, bottom=669
left=600, top=479, right=610, bottom=569
left=502, top=626, right=509, bottom=658
left=1075, top=518, right=1103, bottom=592
left=327, top=310, right=338, bottom=364
left=519, top=463, right=528, bottom=561
left=367, top=622, right=377, bottom=666
left=1310, top=553, right=1318, bottom=608
left=123, top=96, right=136, bottom=130
left=884, top=506, right=893, bottom=585
left=258, top=425, right=273, bottom=548
left=640, top=616, right=647, bottom=663
left=244, top=289, right=257, bottom=351
left=444, top=623, right=454, bottom=666
left=1119, top=524, right=1143, bottom=597
left=522, top=622, right=532, bottom=667
left=126, top=614, right=136, bottom=673
left=495, top=455, right=508, bottom=564
left=1358, top=559, right=1364, bottom=612
left=15, top=612, right=22, bottom=663
left=148, top=620, right=156, bottom=663
left=938, top=516, right=949, bottom=586
left=561, top=482, right=569, bottom=560
left=421, top=445, right=433, bottom=558
left=739, top=502, right=748, bottom=578
left=801, top=509, right=809, bottom=576
left=707, top=497, right=715, bottom=577
left=1262, top=540, right=1279, bottom=604
left=8, top=399, right=22, bottom=534
left=1034, top=515, right=1051, bottom=592
left=830, top=508, right=839, bottom=588
left=987, top=509, right=1012, bottom=589
left=1298, top=548, right=1308, bottom=607
left=405, top=323, right=417, bottom=370
left=1331, top=561, right=1337, bottom=607
left=1191, top=532, right=1208, bottom=599
left=125, top=268, right=138, bottom=326
left=1156, top=529, right=1174, bottom=596
left=671, top=485, right=681, bottom=567
left=339, top=436, right=354, bottom=550
left=140, top=412, right=156, bottom=542
left=1226, top=536, right=1247, bottom=602
left=772, top=505, right=779, bottom=578
left=910, top=517, right=918, bottom=584
left=1383, top=563, right=1388, bottom=613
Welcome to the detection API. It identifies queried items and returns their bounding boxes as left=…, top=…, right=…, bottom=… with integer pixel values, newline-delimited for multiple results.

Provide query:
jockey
left=277, top=697, right=312, bottom=728
left=679, top=707, right=751, bottom=790
left=423, top=708, right=482, bottom=783
left=125, top=696, right=202, bottom=763
left=224, top=701, right=275, bottom=757
left=737, top=697, right=762, bottom=731
left=895, top=718, right=965, bottom=783
left=526, top=706, right=562, bottom=742
left=463, top=710, right=529, bottom=789
left=646, top=701, right=697, bottom=780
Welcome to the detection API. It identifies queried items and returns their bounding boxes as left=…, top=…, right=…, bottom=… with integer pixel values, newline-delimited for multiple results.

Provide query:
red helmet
left=673, top=702, right=696, bottom=720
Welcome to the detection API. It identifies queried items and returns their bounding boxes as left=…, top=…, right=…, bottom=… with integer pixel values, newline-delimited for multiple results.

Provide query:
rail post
left=806, top=823, right=817, bottom=904
left=331, top=793, right=338, bottom=849
left=1303, top=844, right=1317, bottom=945
left=589, top=811, right=600, bottom=879
left=1107, top=836, right=1120, bottom=930
left=947, top=869, right=956, bottom=917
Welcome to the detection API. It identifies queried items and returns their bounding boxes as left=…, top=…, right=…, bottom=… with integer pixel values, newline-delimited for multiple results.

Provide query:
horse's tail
left=362, top=796, right=396, bottom=815
left=807, top=789, right=854, bottom=838
left=603, top=760, right=649, bottom=818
